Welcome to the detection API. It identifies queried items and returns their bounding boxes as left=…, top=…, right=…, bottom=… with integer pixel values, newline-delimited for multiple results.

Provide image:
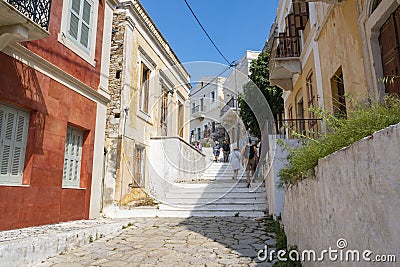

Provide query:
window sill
left=0, top=183, right=29, bottom=187
left=62, top=186, right=87, bottom=190
left=137, top=109, right=153, bottom=125
left=58, top=33, right=96, bottom=67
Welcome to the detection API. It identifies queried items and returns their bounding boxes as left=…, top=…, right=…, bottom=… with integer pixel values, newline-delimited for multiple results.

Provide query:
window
left=160, top=90, right=168, bottom=136
left=139, top=63, right=151, bottom=113
left=211, top=91, right=216, bottom=103
left=191, top=102, right=196, bottom=114
left=67, top=0, right=93, bottom=53
left=306, top=72, right=316, bottom=112
left=197, top=127, right=201, bottom=140
left=200, top=98, right=204, bottom=111
left=331, top=68, right=347, bottom=117
left=0, top=105, right=29, bottom=185
left=178, top=101, right=184, bottom=138
left=134, top=147, right=145, bottom=187
left=62, top=127, right=83, bottom=188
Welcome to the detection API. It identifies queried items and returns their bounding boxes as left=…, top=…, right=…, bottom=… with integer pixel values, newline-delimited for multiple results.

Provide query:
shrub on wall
left=279, top=95, right=400, bottom=186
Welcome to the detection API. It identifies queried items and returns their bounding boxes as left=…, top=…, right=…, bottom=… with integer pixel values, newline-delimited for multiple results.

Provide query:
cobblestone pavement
left=35, top=217, right=276, bottom=267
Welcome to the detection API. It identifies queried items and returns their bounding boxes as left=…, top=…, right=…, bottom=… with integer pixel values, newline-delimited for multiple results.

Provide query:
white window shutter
left=0, top=105, right=29, bottom=184
left=67, top=0, right=93, bottom=51
left=10, top=111, right=29, bottom=181
left=80, top=0, right=92, bottom=48
left=63, top=127, right=83, bottom=187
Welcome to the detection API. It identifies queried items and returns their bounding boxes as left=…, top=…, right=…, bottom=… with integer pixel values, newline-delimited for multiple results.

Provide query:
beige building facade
left=104, top=0, right=191, bottom=206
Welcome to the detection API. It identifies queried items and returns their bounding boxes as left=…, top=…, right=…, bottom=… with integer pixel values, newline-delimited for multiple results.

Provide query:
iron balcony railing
left=220, top=97, right=238, bottom=117
left=277, top=118, right=322, bottom=139
left=7, top=0, right=52, bottom=30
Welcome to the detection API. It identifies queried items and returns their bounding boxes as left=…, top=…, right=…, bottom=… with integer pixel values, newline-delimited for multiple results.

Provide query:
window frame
left=139, top=62, right=151, bottom=114
left=58, top=0, right=98, bottom=66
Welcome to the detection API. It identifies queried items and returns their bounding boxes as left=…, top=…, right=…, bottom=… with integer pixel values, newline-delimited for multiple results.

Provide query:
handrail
left=150, top=136, right=205, bottom=156
left=220, top=97, right=238, bottom=117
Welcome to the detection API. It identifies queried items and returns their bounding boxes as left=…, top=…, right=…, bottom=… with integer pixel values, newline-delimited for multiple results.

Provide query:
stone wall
left=103, top=11, right=126, bottom=205
left=282, top=123, right=400, bottom=266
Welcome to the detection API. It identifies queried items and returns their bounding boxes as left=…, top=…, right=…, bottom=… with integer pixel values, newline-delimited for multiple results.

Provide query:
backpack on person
left=243, top=145, right=254, bottom=159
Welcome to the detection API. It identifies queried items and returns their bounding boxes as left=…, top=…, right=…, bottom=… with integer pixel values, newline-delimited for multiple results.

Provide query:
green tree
left=239, top=50, right=284, bottom=139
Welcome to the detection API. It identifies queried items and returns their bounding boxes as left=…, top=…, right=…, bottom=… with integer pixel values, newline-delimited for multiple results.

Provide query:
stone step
left=158, top=203, right=268, bottom=211
left=165, top=191, right=267, bottom=199
left=165, top=187, right=266, bottom=194
left=112, top=208, right=266, bottom=218
left=164, top=197, right=267, bottom=205
left=170, top=182, right=265, bottom=188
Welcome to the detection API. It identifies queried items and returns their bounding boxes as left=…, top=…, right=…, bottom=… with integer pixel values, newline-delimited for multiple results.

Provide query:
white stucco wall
left=265, top=136, right=300, bottom=219
left=148, top=137, right=206, bottom=202
left=88, top=0, right=114, bottom=218
left=282, top=123, right=400, bottom=266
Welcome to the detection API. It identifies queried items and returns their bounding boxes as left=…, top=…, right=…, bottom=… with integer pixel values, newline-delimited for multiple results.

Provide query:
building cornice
left=4, top=43, right=110, bottom=105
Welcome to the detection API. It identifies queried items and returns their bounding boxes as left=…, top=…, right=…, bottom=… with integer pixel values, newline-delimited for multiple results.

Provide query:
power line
left=190, top=65, right=232, bottom=97
left=184, top=0, right=232, bottom=66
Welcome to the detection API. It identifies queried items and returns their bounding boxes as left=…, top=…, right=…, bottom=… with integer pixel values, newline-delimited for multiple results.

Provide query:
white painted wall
left=282, top=123, right=400, bottom=266
left=89, top=0, right=115, bottom=219
left=265, top=136, right=300, bottom=219
left=148, top=137, right=206, bottom=202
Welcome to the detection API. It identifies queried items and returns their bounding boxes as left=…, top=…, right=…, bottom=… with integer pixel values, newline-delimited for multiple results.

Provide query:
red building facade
left=0, top=0, right=111, bottom=230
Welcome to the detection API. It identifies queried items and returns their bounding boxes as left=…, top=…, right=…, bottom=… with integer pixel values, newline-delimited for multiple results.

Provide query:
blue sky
left=140, top=0, right=279, bottom=81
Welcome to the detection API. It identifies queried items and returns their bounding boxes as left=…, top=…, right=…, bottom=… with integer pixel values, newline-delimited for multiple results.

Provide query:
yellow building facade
left=269, top=0, right=400, bottom=133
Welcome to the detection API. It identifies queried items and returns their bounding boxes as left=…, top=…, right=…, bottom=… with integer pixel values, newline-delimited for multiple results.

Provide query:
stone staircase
left=110, top=162, right=268, bottom=218
left=157, top=162, right=268, bottom=217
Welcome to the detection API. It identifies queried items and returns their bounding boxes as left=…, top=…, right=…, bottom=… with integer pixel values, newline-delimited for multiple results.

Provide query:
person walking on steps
left=229, top=145, right=241, bottom=179
left=195, top=140, right=202, bottom=152
left=222, top=140, right=230, bottom=163
left=241, top=138, right=255, bottom=188
left=212, top=140, right=221, bottom=162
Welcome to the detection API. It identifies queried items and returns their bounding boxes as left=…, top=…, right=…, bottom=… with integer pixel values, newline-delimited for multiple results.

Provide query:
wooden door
left=379, top=7, right=400, bottom=96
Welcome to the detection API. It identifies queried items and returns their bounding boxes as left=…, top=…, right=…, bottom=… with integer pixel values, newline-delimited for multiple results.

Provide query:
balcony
left=269, top=35, right=302, bottom=91
left=191, top=104, right=205, bottom=119
left=220, top=97, right=239, bottom=122
left=0, top=0, right=51, bottom=50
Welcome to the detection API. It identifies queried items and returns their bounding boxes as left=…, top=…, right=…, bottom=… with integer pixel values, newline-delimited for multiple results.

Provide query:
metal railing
left=277, top=118, right=322, bottom=139
left=191, top=104, right=204, bottom=114
left=220, top=97, right=238, bottom=117
left=275, top=35, right=301, bottom=58
left=7, top=0, right=52, bottom=30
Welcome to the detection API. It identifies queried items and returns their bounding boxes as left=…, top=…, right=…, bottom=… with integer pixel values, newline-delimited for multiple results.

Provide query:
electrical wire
left=189, top=65, right=232, bottom=97
left=184, top=0, right=232, bottom=66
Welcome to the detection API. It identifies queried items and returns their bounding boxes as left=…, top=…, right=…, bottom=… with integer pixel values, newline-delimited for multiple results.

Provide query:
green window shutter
left=62, top=127, right=83, bottom=187
left=0, top=105, right=29, bottom=184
